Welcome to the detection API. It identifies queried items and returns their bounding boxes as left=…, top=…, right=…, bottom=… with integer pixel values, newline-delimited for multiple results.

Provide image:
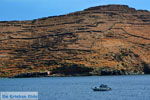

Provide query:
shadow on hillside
left=51, top=63, right=93, bottom=76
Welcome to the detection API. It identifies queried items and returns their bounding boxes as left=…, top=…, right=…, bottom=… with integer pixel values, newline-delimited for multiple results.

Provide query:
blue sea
left=0, top=75, right=150, bottom=100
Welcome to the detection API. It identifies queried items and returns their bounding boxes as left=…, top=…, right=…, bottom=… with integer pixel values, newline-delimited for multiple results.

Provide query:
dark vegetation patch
left=51, top=63, right=93, bottom=75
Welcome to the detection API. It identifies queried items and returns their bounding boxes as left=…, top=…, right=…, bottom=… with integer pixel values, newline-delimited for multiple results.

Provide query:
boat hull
left=92, top=87, right=111, bottom=91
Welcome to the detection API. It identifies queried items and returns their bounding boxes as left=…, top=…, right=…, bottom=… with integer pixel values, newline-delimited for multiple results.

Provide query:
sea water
left=0, top=75, right=150, bottom=100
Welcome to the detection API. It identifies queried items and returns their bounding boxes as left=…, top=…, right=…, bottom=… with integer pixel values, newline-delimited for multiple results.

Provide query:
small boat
left=92, top=84, right=111, bottom=91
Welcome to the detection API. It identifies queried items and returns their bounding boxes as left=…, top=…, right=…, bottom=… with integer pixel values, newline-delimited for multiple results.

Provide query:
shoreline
left=1, top=72, right=146, bottom=78
left=1, top=67, right=147, bottom=78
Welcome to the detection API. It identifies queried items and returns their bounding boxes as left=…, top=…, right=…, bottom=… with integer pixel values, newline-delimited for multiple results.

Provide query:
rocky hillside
left=0, top=5, right=150, bottom=77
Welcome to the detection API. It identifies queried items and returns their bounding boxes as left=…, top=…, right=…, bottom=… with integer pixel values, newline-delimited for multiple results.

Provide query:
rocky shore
left=11, top=71, right=145, bottom=78
left=11, top=65, right=148, bottom=78
left=12, top=71, right=51, bottom=78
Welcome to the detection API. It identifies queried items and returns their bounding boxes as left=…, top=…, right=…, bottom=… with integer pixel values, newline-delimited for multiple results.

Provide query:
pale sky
left=0, top=0, right=149, bottom=21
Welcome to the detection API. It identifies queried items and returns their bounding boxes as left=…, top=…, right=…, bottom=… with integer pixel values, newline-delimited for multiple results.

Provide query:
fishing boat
left=92, top=84, right=111, bottom=91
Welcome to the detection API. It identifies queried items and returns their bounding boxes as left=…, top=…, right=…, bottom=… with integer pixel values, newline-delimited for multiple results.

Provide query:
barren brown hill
left=0, top=5, right=150, bottom=77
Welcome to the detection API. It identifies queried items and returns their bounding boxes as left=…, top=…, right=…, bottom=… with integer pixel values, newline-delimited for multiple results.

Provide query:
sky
left=0, top=0, right=149, bottom=21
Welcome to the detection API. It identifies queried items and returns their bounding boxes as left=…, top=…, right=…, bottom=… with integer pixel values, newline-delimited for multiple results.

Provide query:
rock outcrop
left=12, top=71, right=51, bottom=78
left=0, top=5, right=150, bottom=77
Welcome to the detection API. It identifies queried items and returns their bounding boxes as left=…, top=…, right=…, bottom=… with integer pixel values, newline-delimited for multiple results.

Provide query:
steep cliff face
left=0, top=5, right=150, bottom=77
